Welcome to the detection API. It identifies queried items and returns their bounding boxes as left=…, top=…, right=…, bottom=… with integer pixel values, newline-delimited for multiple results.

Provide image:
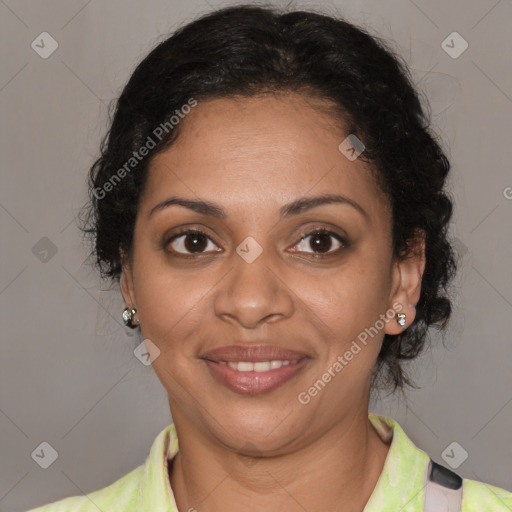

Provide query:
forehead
left=141, top=93, right=389, bottom=220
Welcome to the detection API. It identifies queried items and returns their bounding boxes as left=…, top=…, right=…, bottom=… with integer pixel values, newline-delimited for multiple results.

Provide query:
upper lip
left=200, top=344, right=309, bottom=363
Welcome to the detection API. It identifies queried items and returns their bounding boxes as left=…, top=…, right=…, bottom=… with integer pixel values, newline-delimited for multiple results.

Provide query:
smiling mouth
left=216, top=359, right=301, bottom=372
left=203, top=356, right=309, bottom=395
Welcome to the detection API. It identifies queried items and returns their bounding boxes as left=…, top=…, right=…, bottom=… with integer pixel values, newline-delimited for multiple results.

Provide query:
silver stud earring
left=396, top=313, right=406, bottom=327
left=122, top=307, right=139, bottom=328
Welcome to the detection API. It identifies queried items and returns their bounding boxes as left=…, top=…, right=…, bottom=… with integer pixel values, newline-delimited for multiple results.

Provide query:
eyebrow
left=148, top=193, right=368, bottom=221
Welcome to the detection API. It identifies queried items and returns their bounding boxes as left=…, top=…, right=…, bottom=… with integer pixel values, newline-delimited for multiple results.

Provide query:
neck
left=168, top=408, right=391, bottom=512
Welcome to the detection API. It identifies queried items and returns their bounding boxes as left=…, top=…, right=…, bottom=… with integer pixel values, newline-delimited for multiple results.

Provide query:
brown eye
left=167, top=230, right=221, bottom=255
left=292, top=230, right=346, bottom=255
left=308, top=232, right=334, bottom=253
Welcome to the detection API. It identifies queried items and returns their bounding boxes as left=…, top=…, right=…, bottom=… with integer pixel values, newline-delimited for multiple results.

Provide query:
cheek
left=298, top=273, right=389, bottom=394
left=296, top=260, right=390, bottom=339
left=132, top=255, right=216, bottom=357
left=134, top=263, right=212, bottom=402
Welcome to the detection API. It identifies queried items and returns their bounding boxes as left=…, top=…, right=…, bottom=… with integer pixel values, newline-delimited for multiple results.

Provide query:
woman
left=28, top=4, right=511, bottom=511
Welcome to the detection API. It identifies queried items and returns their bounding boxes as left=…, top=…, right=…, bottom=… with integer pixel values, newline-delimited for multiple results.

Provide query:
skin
left=120, top=91, right=425, bottom=512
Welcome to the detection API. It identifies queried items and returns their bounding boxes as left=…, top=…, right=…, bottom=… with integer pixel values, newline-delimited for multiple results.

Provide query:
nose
left=213, top=247, right=295, bottom=329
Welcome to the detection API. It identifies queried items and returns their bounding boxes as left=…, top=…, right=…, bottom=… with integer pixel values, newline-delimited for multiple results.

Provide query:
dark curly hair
left=80, top=4, right=457, bottom=395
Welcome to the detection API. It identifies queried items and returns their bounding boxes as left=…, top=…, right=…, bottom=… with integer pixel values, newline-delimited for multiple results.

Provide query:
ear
left=385, top=230, right=426, bottom=335
left=120, top=248, right=136, bottom=310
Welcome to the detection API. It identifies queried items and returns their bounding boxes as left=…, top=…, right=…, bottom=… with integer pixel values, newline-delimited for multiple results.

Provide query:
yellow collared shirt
left=26, top=414, right=512, bottom=511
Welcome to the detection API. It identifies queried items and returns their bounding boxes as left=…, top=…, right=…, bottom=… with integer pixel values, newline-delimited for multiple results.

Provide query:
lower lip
left=204, top=359, right=309, bottom=395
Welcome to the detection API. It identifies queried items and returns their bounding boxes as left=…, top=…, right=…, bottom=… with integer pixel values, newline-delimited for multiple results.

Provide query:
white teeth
left=224, top=360, right=296, bottom=372
left=254, top=361, right=271, bottom=372
left=237, top=362, right=254, bottom=372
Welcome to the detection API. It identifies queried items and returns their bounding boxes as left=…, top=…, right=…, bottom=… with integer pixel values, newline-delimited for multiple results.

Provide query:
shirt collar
left=137, top=414, right=429, bottom=511
left=137, top=423, right=179, bottom=511
left=364, top=413, right=430, bottom=511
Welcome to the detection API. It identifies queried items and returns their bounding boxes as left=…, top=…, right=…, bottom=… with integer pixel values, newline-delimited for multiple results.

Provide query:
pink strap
left=424, top=459, right=463, bottom=512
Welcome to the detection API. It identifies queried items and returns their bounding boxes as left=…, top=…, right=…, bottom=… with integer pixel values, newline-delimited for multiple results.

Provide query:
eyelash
left=164, top=227, right=349, bottom=259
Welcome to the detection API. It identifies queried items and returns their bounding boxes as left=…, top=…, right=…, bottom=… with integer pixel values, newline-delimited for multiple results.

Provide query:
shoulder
left=462, top=478, right=512, bottom=511
left=24, top=464, right=144, bottom=512
left=25, top=423, right=178, bottom=512
left=368, top=414, right=511, bottom=512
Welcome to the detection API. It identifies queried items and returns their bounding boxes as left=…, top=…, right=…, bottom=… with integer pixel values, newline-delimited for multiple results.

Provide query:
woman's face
left=121, top=92, right=424, bottom=454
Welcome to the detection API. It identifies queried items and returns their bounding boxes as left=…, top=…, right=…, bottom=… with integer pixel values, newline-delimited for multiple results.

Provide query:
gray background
left=1, top=0, right=511, bottom=510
